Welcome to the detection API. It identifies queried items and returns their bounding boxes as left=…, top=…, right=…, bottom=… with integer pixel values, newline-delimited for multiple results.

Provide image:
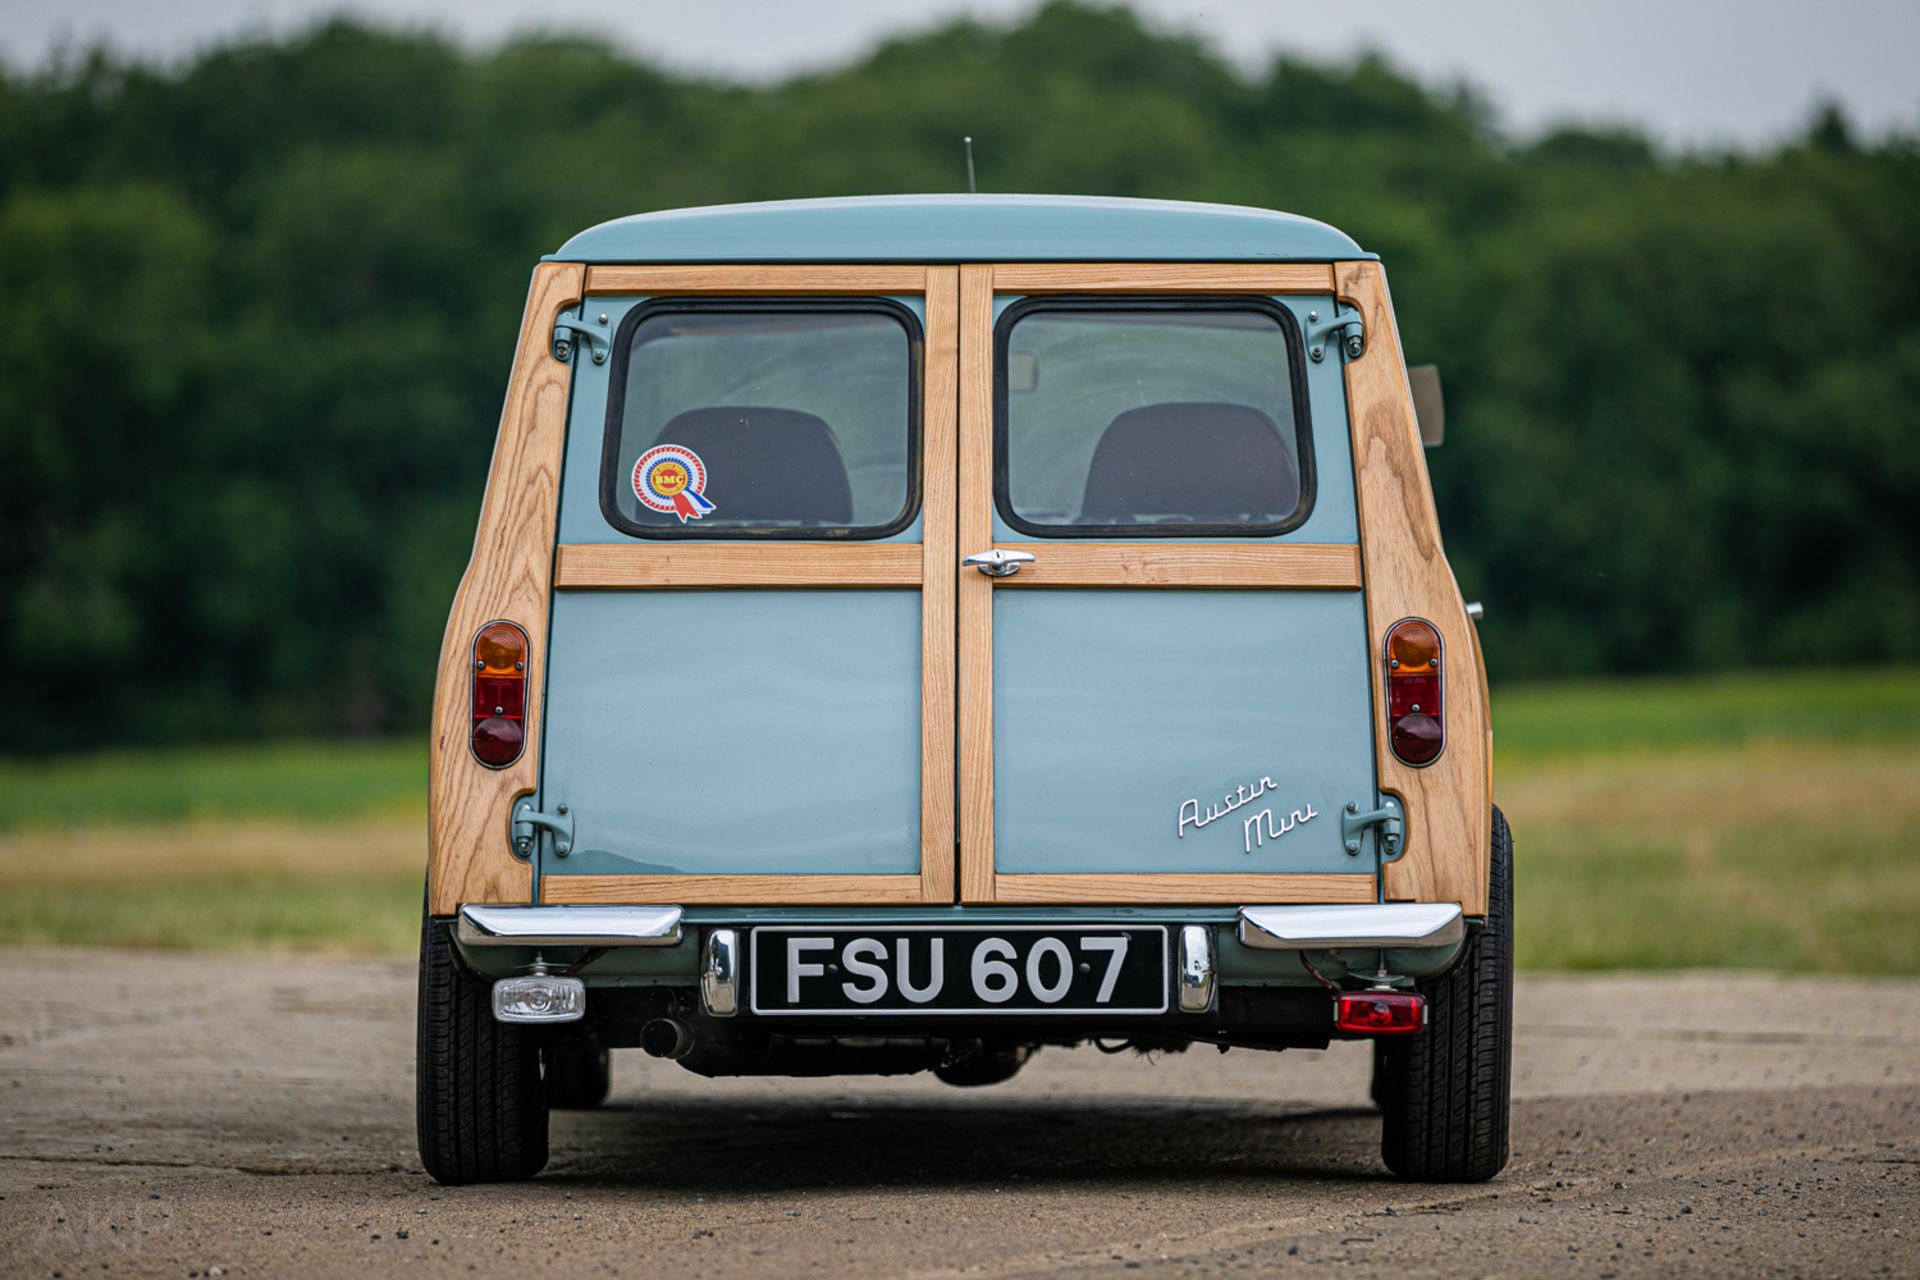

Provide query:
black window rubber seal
left=597, top=296, right=924, bottom=541
left=991, top=294, right=1318, bottom=540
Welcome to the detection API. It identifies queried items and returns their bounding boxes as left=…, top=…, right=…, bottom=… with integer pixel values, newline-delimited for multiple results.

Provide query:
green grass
left=1502, top=741, right=1920, bottom=972
left=1, top=669, right=1915, bottom=971
left=1491, top=670, right=1920, bottom=973
left=0, top=877, right=422, bottom=955
left=1492, top=667, right=1920, bottom=757
left=0, top=738, right=424, bottom=831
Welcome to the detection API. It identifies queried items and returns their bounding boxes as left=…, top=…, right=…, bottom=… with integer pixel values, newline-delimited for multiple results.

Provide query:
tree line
left=2, top=2, right=1915, bottom=749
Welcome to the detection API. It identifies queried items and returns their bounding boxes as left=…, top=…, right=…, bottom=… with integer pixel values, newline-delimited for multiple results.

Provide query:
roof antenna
left=963, top=136, right=977, bottom=194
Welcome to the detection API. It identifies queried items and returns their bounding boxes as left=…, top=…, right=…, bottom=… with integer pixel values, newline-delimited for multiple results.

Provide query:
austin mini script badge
left=1177, top=773, right=1319, bottom=855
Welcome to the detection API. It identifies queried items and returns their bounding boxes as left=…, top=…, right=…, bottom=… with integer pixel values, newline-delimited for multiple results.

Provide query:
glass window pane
left=999, top=306, right=1308, bottom=534
left=605, top=306, right=917, bottom=537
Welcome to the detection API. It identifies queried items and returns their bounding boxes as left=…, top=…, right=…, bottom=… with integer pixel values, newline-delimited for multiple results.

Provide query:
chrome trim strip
left=1177, top=924, right=1215, bottom=1014
left=1237, top=903, right=1464, bottom=950
left=701, top=928, right=739, bottom=1017
left=456, top=904, right=684, bottom=947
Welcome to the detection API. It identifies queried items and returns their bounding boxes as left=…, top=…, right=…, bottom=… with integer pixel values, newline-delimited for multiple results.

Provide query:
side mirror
left=1409, top=364, right=1445, bottom=448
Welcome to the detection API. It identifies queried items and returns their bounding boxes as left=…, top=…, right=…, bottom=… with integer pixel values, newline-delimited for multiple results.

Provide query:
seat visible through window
left=645, top=406, right=854, bottom=525
left=1079, top=401, right=1299, bottom=525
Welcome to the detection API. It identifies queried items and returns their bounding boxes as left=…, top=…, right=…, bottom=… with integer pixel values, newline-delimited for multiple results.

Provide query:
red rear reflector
left=1384, top=617, right=1445, bottom=766
left=469, top=621, right=529, bottom=768
left=1335, top=991, right=1426, bottom=1035
left=472, top=675, right=525, bottom=719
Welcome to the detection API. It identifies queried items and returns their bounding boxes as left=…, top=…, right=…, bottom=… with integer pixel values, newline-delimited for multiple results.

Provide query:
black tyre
left=416, top=912, right=549, bottom=1184
left=545, top=1042, right=612, bottom=1110
left=1377, top=805, right=1513, bottom=1182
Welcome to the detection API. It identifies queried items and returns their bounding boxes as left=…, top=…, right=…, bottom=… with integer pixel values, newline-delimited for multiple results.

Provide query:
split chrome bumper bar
left=456, top=902, right=1459, bottom=952
left=457, top=902, right=1462, bottom=1026
left=1236, top=903, right=1464, bottom=950
left=456, top=904, right=684, bottom=947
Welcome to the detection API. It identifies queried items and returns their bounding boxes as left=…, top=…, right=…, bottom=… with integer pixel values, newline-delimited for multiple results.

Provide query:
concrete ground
left=1, top=947, right=1916, bottom=1278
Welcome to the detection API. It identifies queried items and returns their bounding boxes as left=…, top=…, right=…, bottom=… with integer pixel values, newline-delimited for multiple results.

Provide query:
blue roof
left=551, top=195, right=1368, bottom=264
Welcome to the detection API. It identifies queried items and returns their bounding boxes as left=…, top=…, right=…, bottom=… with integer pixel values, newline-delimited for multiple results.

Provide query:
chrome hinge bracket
left=1341, top=798, right=1402, bottom=858
left=512, top=799, right=575, bottom=858
left=551, top=311, right=611, bottom=365
left=1305, top=307, right=1365, bottom=363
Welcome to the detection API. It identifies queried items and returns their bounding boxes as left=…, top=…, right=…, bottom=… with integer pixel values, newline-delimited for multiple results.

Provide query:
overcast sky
left=2, top=0, right=1914, bottom=148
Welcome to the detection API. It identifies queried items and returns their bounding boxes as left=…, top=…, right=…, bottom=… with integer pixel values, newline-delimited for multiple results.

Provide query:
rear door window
left=600, top=301, right=921, bottom=538
left=994, top=299, right=1313, bottom=537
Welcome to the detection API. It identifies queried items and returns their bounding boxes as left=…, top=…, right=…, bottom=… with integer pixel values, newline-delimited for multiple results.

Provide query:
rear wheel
left=416, top=911, right=550, bottom=1184
left=545, top=1042, right=612, bottom=1109
left=1376, top=805, right=1513, bottom=1182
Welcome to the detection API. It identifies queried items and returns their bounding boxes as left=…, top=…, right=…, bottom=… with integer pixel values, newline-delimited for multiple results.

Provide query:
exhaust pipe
left=640, top=1017, right=696, bottom=1060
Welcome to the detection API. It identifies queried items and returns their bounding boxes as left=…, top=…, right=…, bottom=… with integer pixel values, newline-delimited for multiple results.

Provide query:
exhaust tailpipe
left=640, top=1017, right=696, bottom=1060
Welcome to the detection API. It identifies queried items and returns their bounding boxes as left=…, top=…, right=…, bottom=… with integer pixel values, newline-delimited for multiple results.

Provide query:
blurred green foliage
left=2, top=3, right=1916, bottom=749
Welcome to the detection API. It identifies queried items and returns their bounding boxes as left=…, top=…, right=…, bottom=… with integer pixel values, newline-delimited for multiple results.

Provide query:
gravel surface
left=2, top=947, right=1916, bottom=1278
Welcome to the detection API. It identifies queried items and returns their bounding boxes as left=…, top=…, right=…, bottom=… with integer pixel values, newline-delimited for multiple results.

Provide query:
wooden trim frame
left=989, top=264, right=1334, bottom=294
left=991, top=874, right=1376, bottom=905
left=957, top=266, right=998, bottom=903
left=554, top=543, right=921, bottom=588
left=954, top=264, right=1375, bottom=904
left=545, top=268, right=957, bottom=905
left=917, top=268, right=961, bottom=901
left=991, top=543, right=1360, bottom=589
left=428, top=264, right=583, bottom=916
left=1336, top=261, right=1492, bottom=916
left=585, top=265, right=929, bottom=296
left=434, top=265, right=958, bottom=911
left=540, top=875, right=926, bottom=906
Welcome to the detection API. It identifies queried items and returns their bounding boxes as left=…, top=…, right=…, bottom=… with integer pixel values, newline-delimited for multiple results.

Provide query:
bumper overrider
left=455, top=902, right=1466, bottom=1044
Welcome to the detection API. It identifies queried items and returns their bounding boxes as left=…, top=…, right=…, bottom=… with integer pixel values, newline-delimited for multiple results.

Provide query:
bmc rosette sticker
left=632, top=444, right=716, bottom=523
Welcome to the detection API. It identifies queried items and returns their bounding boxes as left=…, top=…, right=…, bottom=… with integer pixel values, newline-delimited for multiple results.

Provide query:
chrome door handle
left=963, top=548, right=1035, bottom=578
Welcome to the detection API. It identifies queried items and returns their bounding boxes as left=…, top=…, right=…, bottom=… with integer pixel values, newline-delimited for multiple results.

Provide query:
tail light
left=1384, top=618, right=1444, bottom=766
left=1335, top=990, right=1426, bottom=1035
left=470, top=621, right=529, bottom=768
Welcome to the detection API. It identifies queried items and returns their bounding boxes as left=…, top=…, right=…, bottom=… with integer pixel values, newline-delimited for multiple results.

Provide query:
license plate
left=749, top=925, right=1169, bottom=1016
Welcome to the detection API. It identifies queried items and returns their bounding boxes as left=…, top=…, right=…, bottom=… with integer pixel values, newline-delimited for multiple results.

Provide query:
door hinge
left=552, top=310, right=611, bottom=365
left=1341, top=798, right=1402, bottom=858
left=1305, top=307, right=1365, bottom=363
left=512, top=799, right=575, bottom=858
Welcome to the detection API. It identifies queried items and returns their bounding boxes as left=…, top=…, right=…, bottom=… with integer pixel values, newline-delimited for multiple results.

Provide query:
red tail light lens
left=470, top=621, right=528, bottom=768
left=1384, top=618, right=1445, bottom=766
left=1335, top=990, right=1426, bottom=1035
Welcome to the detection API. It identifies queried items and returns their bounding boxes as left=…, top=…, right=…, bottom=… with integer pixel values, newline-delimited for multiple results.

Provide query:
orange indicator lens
left=475, top=623, right=526, bottom=675
left=1387, top=620, right=1439, bottom=673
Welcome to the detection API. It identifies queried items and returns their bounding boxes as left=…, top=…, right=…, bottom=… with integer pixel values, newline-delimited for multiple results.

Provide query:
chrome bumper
left=1237, top=903, right=1464, bottom=950
left=456, top=904, right=684, bottom=947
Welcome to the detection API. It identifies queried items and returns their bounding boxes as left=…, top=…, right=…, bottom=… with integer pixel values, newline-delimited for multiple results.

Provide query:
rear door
left=534, top=267, right=957, bottom=904
left=955, top=265, right=1385, bottom=904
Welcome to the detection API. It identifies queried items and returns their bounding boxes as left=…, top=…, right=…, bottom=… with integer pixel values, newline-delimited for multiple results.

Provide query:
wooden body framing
left=952, top=262, right=1486, bottom=908
left=1335, top=262, right=1491, bottom=914
left=429, top=265, right=957, bottom=912
left=427, top=263, right=581, bottom=916
left=430, top=257, right=1490, bottom=916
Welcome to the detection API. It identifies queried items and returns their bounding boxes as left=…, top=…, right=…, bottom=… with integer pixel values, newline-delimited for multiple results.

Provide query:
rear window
left=600, top=301, right=922, bottom=539
left=994, top=298, right=1313, bottom=537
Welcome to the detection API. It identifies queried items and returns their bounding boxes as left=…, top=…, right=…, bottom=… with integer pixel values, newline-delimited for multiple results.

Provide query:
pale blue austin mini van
left=418, top=195, right=1510, bottom=1186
